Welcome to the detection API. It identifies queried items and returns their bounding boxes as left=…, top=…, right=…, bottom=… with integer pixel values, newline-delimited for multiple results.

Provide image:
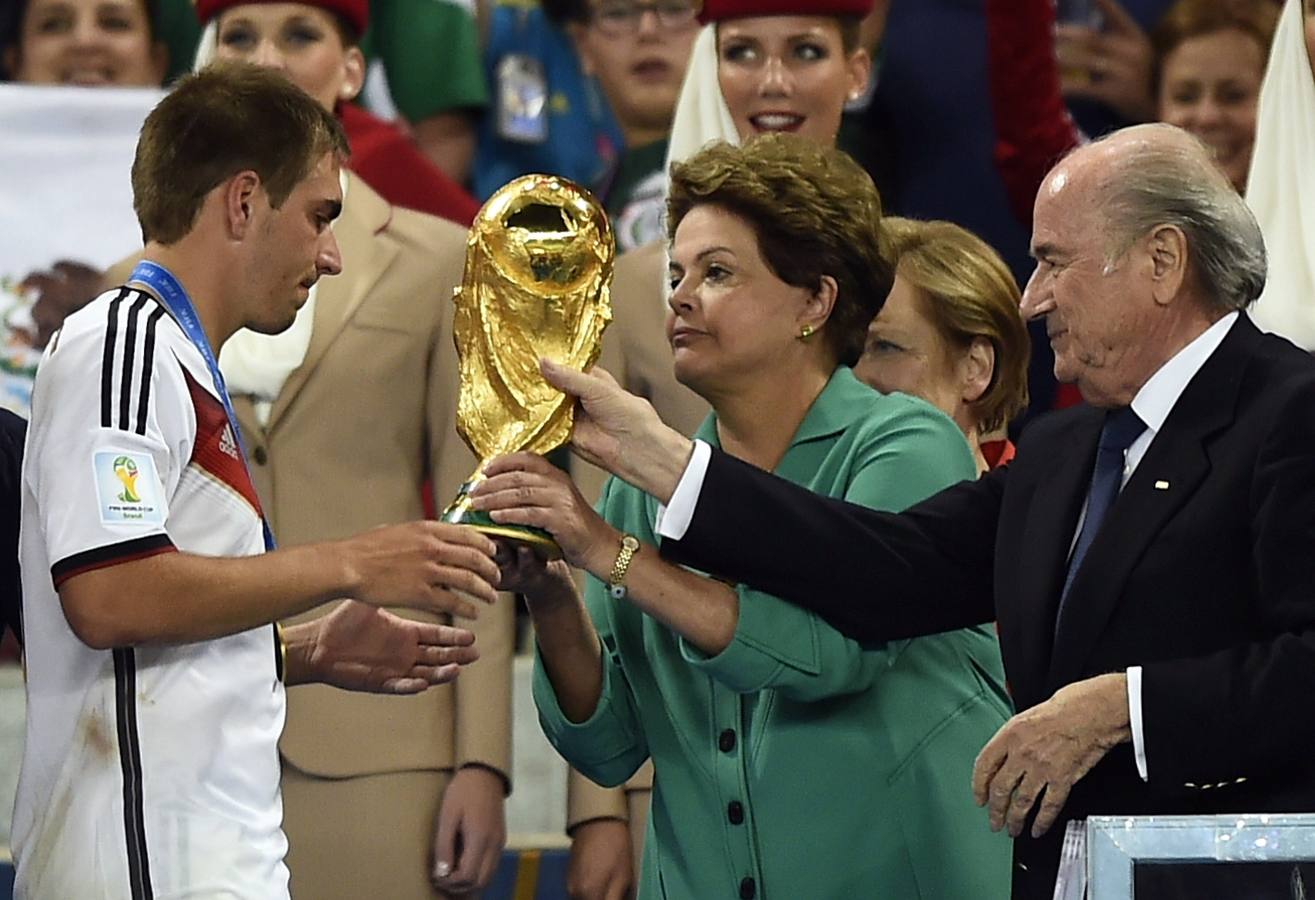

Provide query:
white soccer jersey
left=15, top=286, right=289, bottom=899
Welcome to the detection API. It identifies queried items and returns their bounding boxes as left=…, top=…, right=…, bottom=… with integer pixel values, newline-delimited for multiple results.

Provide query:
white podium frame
left=1087, top=814, right=1315, bottom=899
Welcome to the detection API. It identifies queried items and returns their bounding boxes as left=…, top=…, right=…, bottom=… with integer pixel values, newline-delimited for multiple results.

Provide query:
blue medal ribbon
left=127, top=260, right=276, bottom=552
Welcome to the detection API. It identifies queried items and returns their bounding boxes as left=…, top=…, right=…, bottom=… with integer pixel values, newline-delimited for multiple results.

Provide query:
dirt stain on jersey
left=82, top=707, right=114, bottom=760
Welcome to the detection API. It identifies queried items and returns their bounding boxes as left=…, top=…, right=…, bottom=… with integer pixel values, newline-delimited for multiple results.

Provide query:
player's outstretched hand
left=285, top=599, right=480, bottom=693
left=339, top=522, right=500, bottom=619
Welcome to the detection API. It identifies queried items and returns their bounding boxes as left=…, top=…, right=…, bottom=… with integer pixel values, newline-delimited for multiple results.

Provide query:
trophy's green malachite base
left=442, top=482, right=563, bottom=561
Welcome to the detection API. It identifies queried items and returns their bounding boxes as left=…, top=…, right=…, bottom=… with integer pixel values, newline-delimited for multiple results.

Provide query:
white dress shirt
left=657, top=312, right=1240, bottom=782
left=1119, top=311, right=1237, bottom=778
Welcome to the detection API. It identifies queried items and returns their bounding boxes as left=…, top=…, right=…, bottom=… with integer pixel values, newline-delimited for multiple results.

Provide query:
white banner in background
left=1245, top=0, right=1315, bottom=351
left=0, top=82, right=164, bottom=416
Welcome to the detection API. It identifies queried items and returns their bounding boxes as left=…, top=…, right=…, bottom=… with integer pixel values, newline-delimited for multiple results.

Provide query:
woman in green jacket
left=477, top=134, right=1012, bottom=899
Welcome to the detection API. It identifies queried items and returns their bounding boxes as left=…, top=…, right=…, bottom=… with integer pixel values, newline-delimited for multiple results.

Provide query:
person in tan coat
left=204, top=3, right=512, bottom=895
left=233, top=174, right=514, bottom=900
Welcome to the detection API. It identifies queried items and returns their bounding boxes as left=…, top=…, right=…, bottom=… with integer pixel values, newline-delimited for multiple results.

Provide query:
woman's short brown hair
left=131, top=60, right=349, bottom=245
left=883, top=218, right=1030, bottom=433
left=666, top=134, right=893, bottom=368
left=1151, top=0, right=1278, bottom=86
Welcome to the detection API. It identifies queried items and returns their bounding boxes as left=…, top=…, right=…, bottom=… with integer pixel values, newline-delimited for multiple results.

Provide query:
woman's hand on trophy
left=492, top=543, right=578, bottom=607
left=471, top=453, right=618, bottom=575
left=539, top=359, right=694, bottom=505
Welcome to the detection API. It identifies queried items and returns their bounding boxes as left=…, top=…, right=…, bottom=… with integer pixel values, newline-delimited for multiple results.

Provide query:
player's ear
left=222, top=171, right=263, bottom=239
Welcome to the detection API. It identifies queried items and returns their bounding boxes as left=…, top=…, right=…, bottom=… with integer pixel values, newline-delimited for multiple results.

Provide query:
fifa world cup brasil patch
left=94, top=450, right=165, bottom=526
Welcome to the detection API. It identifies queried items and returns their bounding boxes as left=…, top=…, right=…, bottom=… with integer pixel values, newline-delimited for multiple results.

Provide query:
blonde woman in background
left=855, top=218, right=1031, bottom=474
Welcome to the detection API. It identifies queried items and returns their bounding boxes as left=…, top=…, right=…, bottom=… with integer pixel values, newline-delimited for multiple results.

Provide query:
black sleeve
left=1142, top=377, right=1315, bottom=783
left=659, top=448, right=1005, bottom=643
left=0, top=410, right=25, bottom=644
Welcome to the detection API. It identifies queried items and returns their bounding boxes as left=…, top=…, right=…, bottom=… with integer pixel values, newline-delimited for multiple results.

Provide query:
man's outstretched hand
left=284, top=599, right=479, bottom=693
left=539, top=360, right=693, bottom=504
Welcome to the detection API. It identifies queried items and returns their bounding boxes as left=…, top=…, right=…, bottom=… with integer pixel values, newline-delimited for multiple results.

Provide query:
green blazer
left=536, top=368, right=1013, bottom=899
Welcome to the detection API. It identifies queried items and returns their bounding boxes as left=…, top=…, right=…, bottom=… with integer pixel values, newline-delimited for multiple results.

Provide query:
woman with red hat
left=599, top=0, right=881, bottom=445
left=673, top=0, right=875, bottom=152
left=185, top=3, right=514, bottom=899
left=194, top=0, right=477, bottom=226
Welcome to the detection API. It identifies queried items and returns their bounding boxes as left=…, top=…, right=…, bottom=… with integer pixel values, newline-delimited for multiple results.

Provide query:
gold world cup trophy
left=440, top=174, right=615, bottom=559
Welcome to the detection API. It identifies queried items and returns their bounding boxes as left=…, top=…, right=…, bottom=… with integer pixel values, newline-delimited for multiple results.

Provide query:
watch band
left=608, top=534, right=641, bottom=600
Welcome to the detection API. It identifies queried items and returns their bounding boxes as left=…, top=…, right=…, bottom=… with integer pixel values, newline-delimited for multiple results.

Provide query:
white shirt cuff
left=1127, top=665, right=1148, bottom=781
left=654, top=440, right=712, bottom=541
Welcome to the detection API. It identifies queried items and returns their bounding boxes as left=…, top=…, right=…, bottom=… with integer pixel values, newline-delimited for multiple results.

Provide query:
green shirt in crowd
left=605, top=137, right=668, bottom=253
left=536, top=367, right=1014, bottom=900
left=154, top=0, right=488, bottom=122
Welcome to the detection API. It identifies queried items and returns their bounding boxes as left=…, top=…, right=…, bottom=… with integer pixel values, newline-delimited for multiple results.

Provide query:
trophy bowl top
left=474, top=174, right=615, bottom=297
left=450, top=173, right=616, bottom=465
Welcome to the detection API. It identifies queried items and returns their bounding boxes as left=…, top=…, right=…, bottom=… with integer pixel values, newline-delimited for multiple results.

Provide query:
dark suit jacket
left=662, top=316, right=1315, bottom=899
left=0, top=409, right=24, bottom=643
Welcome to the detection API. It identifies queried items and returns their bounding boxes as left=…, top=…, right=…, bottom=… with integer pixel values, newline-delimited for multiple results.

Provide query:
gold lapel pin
left=1154, top=480, right=1170, bottom=490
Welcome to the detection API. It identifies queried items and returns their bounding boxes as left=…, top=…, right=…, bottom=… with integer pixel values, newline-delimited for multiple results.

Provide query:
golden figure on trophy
left=441, top=174, right=615, bottom=558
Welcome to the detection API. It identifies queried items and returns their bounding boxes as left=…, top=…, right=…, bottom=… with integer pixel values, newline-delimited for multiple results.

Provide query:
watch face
left=623, top=535, right=640, bottom=551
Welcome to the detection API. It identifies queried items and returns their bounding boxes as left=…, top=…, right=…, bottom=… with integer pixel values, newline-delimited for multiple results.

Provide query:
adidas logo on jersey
left=219, top=424, right=240, bottom=461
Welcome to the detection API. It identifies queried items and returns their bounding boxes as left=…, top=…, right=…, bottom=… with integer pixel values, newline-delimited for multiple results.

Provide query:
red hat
left=698, top=0, right=873, bottom=24
left=194, top=0, right=369, bottom=36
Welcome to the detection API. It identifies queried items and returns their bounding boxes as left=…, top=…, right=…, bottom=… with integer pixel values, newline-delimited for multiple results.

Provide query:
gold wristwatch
left=608, top=534, right=641, bottom=600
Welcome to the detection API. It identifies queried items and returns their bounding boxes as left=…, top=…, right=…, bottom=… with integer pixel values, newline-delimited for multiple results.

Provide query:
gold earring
left=798, top=325, right=815, bottom=340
